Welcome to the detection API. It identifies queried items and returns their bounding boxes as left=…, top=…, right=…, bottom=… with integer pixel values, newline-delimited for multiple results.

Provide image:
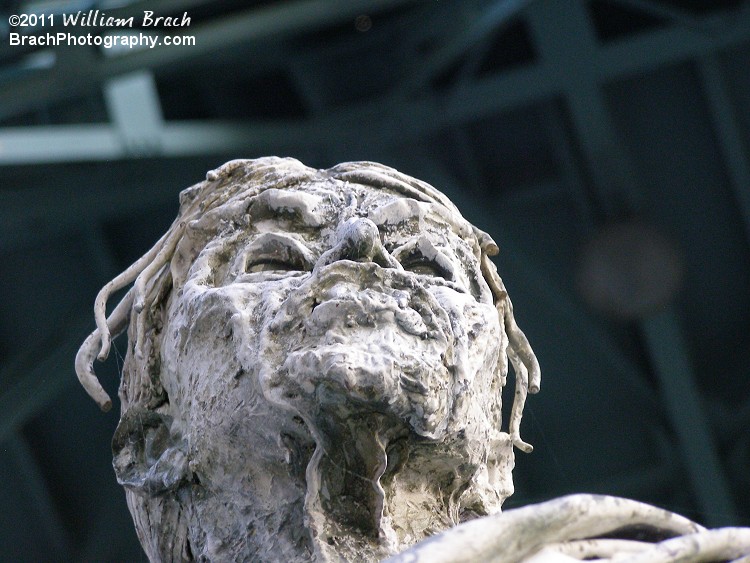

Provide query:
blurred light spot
left=575, top=221, right=684, bottom=319
left=355, top=14, right=372, bottom=32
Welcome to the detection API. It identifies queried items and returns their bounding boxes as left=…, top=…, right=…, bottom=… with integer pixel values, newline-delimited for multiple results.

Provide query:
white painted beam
left=1, top=6, right=749, bottom=166
left=0, top=0, right=418, bottom=120
left=104, top=71, right=164, bottom=157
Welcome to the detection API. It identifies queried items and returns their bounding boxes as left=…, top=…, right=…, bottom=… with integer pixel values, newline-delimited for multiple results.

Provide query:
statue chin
left=252, top=269, right=505, bottom=560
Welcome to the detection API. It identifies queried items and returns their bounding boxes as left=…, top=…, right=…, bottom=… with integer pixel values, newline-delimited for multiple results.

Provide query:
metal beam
left=696, top=54, right=750, bottom=246
left=614, top=0, right=708, bottom=29
left=392, top=0, right=533, bottom=96
left=0, top=124, right=121, bottom=164
left=0, top=313, right=90, bottom=444
left=0, top=227, right=121, bottom=435
left=642, top=311, right=738, bottom=525
left=597, top=9, right=750, bottom=78
left=0, top=119, right=331, bottom=165
left=2, top=5, right=749, bottom=166
left=0, top=162, right=188, bottom=253
left=526, top=0, right=738, bottom=525
left=542, top=101, right=597, bottom=232
left=5, top=434, right=74, bottom=558
left=526, top=0, right=642, bottom=213
left=103, top=71, right=164, bottom=157
left=0, top=0, right=418, bottom=120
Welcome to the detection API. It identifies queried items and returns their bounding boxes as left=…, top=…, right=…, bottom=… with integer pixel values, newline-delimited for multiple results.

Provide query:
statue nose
left=315, top=217, right=400, bottom=270
left=336, top=218, right=380, bottom=262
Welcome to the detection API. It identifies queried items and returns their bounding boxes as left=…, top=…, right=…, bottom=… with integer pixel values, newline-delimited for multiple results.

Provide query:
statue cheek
left=428, top=287, right=501, bottom=357
left=464, top=303, right=503, bottom=360
left=165, top=281, right=287, bottom=368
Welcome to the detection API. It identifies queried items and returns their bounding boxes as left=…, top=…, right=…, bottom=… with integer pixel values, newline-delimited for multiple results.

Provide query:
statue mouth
left=265, top=332, right=453, bottom=438
left=257, top=263, right=458, bottom=438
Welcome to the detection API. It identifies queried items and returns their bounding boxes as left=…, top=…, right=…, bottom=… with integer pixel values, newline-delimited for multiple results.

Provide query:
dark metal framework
left=1, top=0, right=749, bottom=559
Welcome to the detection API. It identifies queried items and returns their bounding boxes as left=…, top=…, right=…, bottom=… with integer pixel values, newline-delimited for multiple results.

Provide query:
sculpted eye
left=393, top=236, right=457, bottom=282
left=242, top=233, right=316, bottom=275
left=247, top=259, right=299, bottom=273
left=401, top=257, right=452, bottom=279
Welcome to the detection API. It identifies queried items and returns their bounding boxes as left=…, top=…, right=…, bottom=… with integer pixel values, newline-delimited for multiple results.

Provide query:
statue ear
left=112, top=407, right=190, bottom=496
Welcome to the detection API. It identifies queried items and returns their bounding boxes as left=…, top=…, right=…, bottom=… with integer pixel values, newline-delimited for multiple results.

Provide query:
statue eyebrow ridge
left=248, top=187, right=326, bottom=228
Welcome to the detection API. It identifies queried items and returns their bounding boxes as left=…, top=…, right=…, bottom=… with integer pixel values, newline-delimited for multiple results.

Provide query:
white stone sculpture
left=76, top=158, right=749, bottom=562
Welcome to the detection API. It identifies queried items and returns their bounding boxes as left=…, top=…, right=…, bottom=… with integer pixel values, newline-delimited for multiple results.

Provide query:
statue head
left=76, top=158, right=540, bottom=561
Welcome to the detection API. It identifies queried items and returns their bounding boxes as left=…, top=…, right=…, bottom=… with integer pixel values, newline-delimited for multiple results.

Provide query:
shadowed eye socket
left=400, top=256, right=453, bottom=280
left=392, top=236, right=459, bottom=283
left=247, top=259, right=300, bottom=273
left=243, top=233, right=315, bottom=274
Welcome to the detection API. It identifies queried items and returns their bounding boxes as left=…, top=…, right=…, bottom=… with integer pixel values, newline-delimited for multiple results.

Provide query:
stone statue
left=76, top=158, right=750, bottom=562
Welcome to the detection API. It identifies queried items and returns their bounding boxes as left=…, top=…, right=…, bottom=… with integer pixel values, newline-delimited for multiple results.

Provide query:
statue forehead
left=188, top=177, right=474, bottom=240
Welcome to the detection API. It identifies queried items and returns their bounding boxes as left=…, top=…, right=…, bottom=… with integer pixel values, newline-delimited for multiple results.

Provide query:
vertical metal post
left=526, top=0, right=738, bottom=524
left=104, top=71, right=164, bottom=156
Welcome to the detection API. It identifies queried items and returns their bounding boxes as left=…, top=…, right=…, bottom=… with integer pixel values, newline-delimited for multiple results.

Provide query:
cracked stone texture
left=85, top=158, right=524, bottom=562
left=78, top=158, right=750, bottom=562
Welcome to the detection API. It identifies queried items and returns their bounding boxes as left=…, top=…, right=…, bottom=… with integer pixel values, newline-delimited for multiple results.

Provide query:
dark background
left=1, top=0, right=749, bottom=560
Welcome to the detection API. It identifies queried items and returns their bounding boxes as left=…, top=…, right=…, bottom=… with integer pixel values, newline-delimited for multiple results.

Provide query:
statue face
left=156, top=178, right=506, bottom=559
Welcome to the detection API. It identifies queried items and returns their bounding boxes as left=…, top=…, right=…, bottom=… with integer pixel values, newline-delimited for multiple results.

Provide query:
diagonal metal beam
left=2, top=5, right=750, bottom=166
left=391, top=0, right=535, bottom=97
left=342, top=2, right=750, bottom=147
left=526, top=1, right=642, bottom=212
left=542, top=101, right=597, bottom=232
left=641, top=312, right=738, bottom=525
left=696, top=54, right=750, bottom=246
left=0, top=312, right=91, bottom=444
left=5, top=434, right=74, bottom=558
left=0, top=165, right=183, bottom=253
left=526, top=0, right=738, bottom=525
left=0, top=225, right=122, bottom=560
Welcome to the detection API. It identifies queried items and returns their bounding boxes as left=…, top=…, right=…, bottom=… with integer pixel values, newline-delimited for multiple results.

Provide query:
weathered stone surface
left=76, top=158, right=749, bottom=562
left=77, top=158, right=539, bottom=562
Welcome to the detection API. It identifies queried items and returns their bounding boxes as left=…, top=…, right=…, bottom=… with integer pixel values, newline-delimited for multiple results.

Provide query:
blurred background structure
left=1, top=0, right=749, bottom=560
